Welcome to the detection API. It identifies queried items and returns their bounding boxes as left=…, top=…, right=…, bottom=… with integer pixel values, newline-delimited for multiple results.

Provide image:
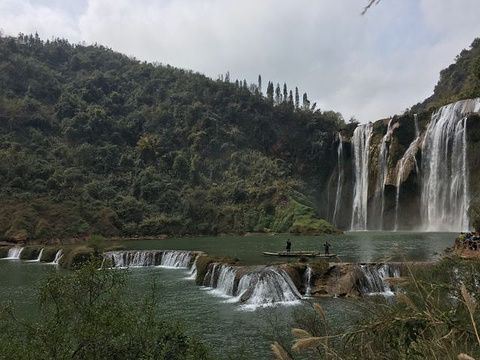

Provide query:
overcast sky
left=1, top=0, right=479, bottom=122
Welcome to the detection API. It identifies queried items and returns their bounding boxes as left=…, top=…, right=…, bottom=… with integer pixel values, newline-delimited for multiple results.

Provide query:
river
left=0, top=232, right=456, bottom=359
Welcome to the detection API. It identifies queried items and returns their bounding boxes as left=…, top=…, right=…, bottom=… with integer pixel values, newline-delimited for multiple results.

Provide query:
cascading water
left=421, top=98, right=480, bottom=231
left=355, top=264, right=400, bottom=295
left=351, top=123, right=373, bottom=230
left=332, top=133, right=344, bottom=226
left=104, top=250, right=194, bottom=269
left=159, top=251, right=192, bottom=268
left=303, top=265, right=312, bottom=297
left=6, top=247, right=24, bottom=259
left=105, top=250, right=161, bottom=268
left=25, top=248, right=44, bottom=262
left=394, top=116, right=422, bottom=230
left=414, top=113, right=420, bottom=138
left=51, top=249, right=63, bottom=265
left=203, top=264, right=302, bottom=309
left=187, top=256, right=199, bottom=280
left=373, top=119, right=395, bottom=229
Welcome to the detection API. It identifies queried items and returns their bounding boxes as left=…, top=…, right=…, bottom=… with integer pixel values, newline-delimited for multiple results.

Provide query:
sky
left=1, top=0, right=479, bottom=123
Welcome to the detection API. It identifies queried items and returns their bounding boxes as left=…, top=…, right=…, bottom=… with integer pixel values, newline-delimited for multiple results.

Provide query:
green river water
left=0, top=232, right=456, bottom=359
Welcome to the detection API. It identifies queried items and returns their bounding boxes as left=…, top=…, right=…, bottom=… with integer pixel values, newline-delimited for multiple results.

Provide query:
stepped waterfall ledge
left=421, top=98, right=480, bottom=231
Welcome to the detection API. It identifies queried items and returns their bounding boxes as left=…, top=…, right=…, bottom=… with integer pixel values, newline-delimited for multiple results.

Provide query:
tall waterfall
left=355, top=264, right=400, bottom=295
left=6, top=247, right=23, bottom=259
left=394, top=120, right=422, bottom=230
left=351, top=123, right=373, bottom=230
left=332, top=133, right=344, bottom=226
left=421, top=98, right=480, bottom=231
left=203, top=263, right=302, bottom=308
left=373, top=119, right=395, bottom=229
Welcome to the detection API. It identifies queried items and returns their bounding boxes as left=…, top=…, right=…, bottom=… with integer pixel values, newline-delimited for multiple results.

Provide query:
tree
left=267, top=81, right=274, bottom=103
left=258, top=75, right=262, bottom=95
left=283, top=83, right=288, bottom=103
left=288, top=90, right=294, bottom=105
left=135, top=134, right=161, bottom=165
left=295, top=87, right=300, bottom=109
left=302, top=93, right=310, bottom=110
left=0, top=261, right=211, bottom=359
left=275, top=83, right=282, bottom=104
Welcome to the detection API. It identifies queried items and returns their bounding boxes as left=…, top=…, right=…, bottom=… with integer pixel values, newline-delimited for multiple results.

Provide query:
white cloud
left=1, top=0, right=480, bottom=122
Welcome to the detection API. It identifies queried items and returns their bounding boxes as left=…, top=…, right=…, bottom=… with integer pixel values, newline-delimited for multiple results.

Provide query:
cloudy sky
left=1, top=0, right=479, bottom=122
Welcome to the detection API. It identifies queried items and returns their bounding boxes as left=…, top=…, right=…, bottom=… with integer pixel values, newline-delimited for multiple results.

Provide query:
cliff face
left=322, top=98, right=480, bottom=231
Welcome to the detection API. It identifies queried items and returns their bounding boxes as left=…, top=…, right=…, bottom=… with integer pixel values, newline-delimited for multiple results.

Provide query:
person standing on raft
left=286, top=239, right=292, bottom=253
left=324, top=241, right=331, bottom=255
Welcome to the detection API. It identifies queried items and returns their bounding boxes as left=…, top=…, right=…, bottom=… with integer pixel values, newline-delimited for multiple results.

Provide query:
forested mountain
left=0, top=34, right=344, bottom=241
left=413, top=37, right=480, bottom=111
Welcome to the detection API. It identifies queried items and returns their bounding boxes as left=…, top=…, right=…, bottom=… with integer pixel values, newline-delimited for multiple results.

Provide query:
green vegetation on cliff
left=414, top=37, right=480, bottom=110
left=0, top=34, right=344, bottom=240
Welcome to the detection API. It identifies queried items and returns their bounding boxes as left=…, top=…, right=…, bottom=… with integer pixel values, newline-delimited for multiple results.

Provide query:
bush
left=0, top=261, right=211, bottom=359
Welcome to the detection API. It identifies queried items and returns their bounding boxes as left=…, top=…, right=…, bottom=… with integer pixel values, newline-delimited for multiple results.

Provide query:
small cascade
left=25, top=248, right=44, bottom=262
left=6, top=247, right=24, bottom=259
left=332, top=133, right=344, bottom=226
left=35, top=248, right=44, bottom=262
left=421, top=98, right=480, bottom=231
left=187, top=256, right=199, bottom=280
left=203, top=264, right=302, bottom=308
left=159, top=251, right=192, bottom=268
left=303, top=265, right=312, bottom=297
left=355, top=264, right=400, bottom=295
left=52, top=250, right=63, bottom=265
left=373, top=119, right=395, bottom=229
left=351, top=123, right=373, bottom=230
left=105, top=250, right=161, bottom=268
left=414, top=113, right=420, bottom=138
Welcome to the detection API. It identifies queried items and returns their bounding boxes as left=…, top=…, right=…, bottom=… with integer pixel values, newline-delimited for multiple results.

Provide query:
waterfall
left=332, top=133, right=344, bottom=226
left=105, top=250, right=161, bottom=268
left=421, top=98, right=480, bottom=231
left=355, top=264, right=400, bottom=295
left=25, top=248, right=44, bottom=262
left=394, top=127, right=423, bottom=230
left=351, top=123, right=373, bottom=230
left=373, top=119, right=395, bottom=229
left=414, top=113, right=420, bottom=138
left=51, top=250, right=63, bottom=265
left=36, top=248, right=44, bottom=262
left=104, top=250, right=193, bottom=269
left=203, top=264, right=302, bottom=309
left=159, top=251, right=192, bottom=268
left=303, top=265, right=312, bottom=297
left=5, top=247, right=24, bottom=259
left=187, top=256, right=199, bottom=280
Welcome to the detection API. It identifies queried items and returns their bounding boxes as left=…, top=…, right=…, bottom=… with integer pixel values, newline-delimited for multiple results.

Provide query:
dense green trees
left=0, top=34, right=343, bottom=240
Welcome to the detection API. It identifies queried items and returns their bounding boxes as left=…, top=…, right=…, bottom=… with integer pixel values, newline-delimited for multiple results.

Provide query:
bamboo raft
left=262, top=251, right=337, bottom=258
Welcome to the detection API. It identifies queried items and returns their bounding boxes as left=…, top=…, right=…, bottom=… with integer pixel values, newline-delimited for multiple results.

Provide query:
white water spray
left=421, top=98, right=480, bottom=231
left=351, top=123, right=373, bottom=230
left=5, top=247, right=24, bottom=259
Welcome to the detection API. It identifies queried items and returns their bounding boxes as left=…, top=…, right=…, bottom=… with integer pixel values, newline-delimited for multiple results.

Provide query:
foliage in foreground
left=272, top=256, right=480, bottom=359
left=0, top=261, right=210, bottom=360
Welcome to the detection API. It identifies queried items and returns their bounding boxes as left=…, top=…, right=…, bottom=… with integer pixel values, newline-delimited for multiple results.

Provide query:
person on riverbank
left=324, top=241, right=330, bottom=255
left=286, top=239, right=291, bottom=253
